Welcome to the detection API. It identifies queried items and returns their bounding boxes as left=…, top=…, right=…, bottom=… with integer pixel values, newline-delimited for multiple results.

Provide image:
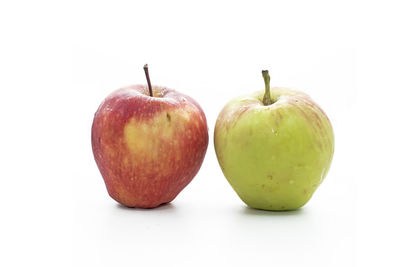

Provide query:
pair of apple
left=91, top=65, right=334, bottom=210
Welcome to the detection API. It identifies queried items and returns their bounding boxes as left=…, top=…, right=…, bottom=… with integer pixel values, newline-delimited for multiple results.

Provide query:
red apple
left=91, top=65, right=208, bottom=208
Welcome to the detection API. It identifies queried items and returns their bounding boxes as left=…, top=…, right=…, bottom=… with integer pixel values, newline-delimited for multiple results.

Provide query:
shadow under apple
left=241, top=206, right=306, bottom=217
left=116, top=202, right=177, bottom=212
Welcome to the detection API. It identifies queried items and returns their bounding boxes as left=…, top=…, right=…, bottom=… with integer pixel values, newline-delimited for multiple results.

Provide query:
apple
left=91, top=65, right=208, bottom=208
left=214, top=70, right=334, bottom=211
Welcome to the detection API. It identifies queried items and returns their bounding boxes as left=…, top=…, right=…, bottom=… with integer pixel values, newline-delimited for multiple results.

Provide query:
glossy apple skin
left=92, top=85, right=208, bottom=208
left=214, top=88, right=334, bottom=211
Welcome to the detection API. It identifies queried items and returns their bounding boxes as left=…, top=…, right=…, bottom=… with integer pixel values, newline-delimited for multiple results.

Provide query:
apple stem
left=262, top=70, right=272, bottom=106
left=143, top=64, right=153, bottom=97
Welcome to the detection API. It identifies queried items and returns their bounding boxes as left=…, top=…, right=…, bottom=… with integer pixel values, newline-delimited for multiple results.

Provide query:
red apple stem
left=262, top=70, right=272, bottom=106
left=143, top=64, right=153, bottom=97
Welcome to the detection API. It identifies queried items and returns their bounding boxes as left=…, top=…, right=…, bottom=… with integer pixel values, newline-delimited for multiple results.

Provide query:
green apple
left=214, top=70, right=334, bottom=211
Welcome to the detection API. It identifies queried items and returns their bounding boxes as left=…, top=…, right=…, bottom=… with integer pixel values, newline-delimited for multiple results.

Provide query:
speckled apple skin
left=214, top=88, right=334, bottom=211
left=92, top=85, right=208, bottom=208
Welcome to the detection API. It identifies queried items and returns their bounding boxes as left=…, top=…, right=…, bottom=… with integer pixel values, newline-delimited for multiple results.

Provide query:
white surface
left=0, top=1, right=399, bottom=266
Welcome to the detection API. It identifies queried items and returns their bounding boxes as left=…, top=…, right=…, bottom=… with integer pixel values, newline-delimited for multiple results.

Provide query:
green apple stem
left=262, top=70, right=272, bottom=106
left=143, top=64, right=153, bottom=97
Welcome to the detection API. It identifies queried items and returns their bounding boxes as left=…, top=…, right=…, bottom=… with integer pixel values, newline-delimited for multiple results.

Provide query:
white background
left=0, top=0, right=399, bottom=266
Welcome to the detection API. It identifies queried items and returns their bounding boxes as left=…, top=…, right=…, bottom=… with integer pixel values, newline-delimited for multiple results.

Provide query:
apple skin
left=214, top=88, right=334, bottom=211
left=92, top=85, right=208, bottom=208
